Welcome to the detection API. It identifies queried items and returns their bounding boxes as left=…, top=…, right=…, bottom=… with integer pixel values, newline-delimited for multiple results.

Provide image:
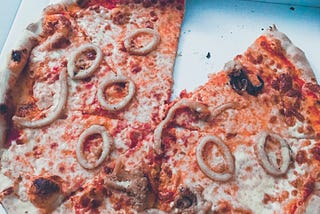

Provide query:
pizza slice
left=65, top=0, right=185, bottom=126
left=155, top=26, right=320, bottom=213
left=0, top=0, right=185, bottom=213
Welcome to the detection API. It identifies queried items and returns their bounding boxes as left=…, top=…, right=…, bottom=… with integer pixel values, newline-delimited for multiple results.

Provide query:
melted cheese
left=234, top=145, right=281, bottom=212
left=33, top=81, right=57, bottom=110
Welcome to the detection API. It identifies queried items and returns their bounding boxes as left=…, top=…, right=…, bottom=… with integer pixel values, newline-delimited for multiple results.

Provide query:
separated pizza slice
left=64, top=0, right=185, bottom=126
left=154, top=26, right=320, bottom=213
left=0, top=0, right=185, bottom=213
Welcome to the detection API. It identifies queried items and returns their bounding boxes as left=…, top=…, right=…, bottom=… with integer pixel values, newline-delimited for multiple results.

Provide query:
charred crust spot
left=0, top=104, right=8, bottom=115
left=11, top=50, right=22, bottom=62
left=32, top=177, right=60, bottom=196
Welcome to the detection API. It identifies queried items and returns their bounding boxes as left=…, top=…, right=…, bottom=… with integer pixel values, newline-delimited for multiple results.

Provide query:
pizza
left=0, top=0, right=320, bottom=213
left=155, top=25, right=320, bottom=213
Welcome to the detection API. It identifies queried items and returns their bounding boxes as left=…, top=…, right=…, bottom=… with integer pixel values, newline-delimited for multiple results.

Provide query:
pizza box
left=0, top=0, right=320, bottom=213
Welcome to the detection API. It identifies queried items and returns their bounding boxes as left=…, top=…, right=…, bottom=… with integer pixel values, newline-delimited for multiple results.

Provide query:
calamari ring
left=67, top=44, right=103, bottom=80
left=255, top=132, right=291, bottom=176
left=97, top=75, right=135, bottom=111
left=76, top=125, right=112, bottom=169
left=196, top=135, right=235, bottom=182
left=124, top=28, right=160, bottom=55
left=12, top=69, right=68, bottom=128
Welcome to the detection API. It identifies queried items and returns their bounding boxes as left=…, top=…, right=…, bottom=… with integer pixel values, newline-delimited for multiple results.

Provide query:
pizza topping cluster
left=271, top=73, right=306, bottom=127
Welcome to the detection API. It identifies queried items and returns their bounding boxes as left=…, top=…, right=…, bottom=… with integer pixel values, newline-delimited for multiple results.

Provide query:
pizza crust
left=0, top=30, right=39, bottom=150
left=6, top=31, right=38, bottom=76
left=266, top=25, right=317, bottom=83
left=0, top=30, right=38, bottom=103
